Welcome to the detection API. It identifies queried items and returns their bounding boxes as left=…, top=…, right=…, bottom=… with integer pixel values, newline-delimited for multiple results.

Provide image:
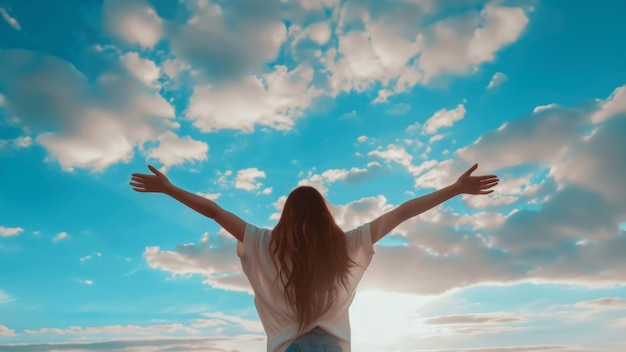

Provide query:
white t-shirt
left=237, top=223, right=376, bottom=352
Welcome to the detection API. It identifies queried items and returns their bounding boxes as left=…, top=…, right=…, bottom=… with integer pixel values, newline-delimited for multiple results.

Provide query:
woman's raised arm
left=369, top=164, right=498, bottom=244
left=130, top=165, right=246, bottom=242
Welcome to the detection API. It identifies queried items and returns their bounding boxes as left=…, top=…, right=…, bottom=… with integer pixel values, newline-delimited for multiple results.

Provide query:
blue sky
left=1, top=0, right=626, bottom=351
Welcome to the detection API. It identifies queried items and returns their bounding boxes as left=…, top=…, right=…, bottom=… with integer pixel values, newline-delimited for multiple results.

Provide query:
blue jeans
left=285, top=326, right=343, bottom=352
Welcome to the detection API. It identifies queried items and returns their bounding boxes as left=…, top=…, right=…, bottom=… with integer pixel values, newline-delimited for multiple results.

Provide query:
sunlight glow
left=350, top=290, right=435, bottom=346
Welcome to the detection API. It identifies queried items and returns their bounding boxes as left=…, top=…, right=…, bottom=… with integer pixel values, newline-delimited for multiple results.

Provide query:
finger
left=129, top=182, right=144, bottom=187
left=462, top=163, right=478, bottom=177
left=481, top=181, right=499, bottom=189
left=132, top=188, right=152, bottom=193
left=148, top=165, right=163, bottom=177
left=476, top=190, right=494, bottom=195
left=131, top=174, right=152, bottom=180
left=477, top=175, right=498, bottom=181
left=131, top=175, right=151, bottom=182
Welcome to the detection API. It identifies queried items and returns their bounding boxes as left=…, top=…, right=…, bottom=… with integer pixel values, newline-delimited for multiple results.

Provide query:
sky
left=0, top=0, right=625, bottom=351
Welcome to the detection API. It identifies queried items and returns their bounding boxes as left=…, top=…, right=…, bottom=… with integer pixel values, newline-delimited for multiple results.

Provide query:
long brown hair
left=269, top=186, right=358, bottom=335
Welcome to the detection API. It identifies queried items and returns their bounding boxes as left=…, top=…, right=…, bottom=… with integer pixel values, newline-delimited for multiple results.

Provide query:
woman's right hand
left=130, top=165, right=174, bottom=194
left=453, top=163, right=499, bottom=195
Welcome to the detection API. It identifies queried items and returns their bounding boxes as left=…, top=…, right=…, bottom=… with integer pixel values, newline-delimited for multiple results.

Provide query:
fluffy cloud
left=297, top=162, right=385, bottom=195
left=591, top=85, right=626, bottom=123
left=119, top=52, right=161, bottom=89
left=0, top=49, right=178, bottom=172
left=487, top=72, right=508, bottom=90
left=456, top=104, right=589, bottom=172
left=170, top=0, right=286, bottom=81
left=143, top=240, right=250, bottom=293
left=146, top=131, right=209, bottom=171
left=367, top=144, right=459, bottom=190
left=53, top=232, right=68, bottom=242
left=418, top=5, right=528, bottom=82
left=103, top=0, right=163, bottom=48
left=307, top=22, right=332, bottom=45
left=196, top=192, right=221, bottom=201
left=323, top=3, right=528, bottom=101
left=0, top=226, right=23, bottom=237
left=187, top=65, right=322, bottom=132
left=234, top=168, right=267, bottom=192
left=422, top=104, right=466, bottom=134
left=0, top=324, right=15, bottom=336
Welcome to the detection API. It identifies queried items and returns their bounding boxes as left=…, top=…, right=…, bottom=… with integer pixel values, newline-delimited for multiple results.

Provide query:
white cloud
left=170, top=0, right=286, bottom=82
left=424, top=312, right=526, bottom=325
left=429, top=134, right=445, bottom=143
left=298, top=162, right=385, bottom=195
left=325, top=20, right=423, bottom=96
left=300, top=0, right=339, bottom=10
left=418, top=5, right=528, bottom=82
left=196, top=192, right=221, bottom=201
left=368, top=144, right=415, bottom=169
left=0, top=49, right=177, bottom=172
left=187, top=65, right=322, bottom=132
left=0, top=226, right=23, bottom=237
left=80, top=255, right=92, bottom=263
left=80, top=279, right=94, bottom=285
left=259, top=187, right=273, bottom=196
left=0, top=7, right=21, bottom=30
left=574, top=297, right=626, bottom=310
left=592, top=85, right=626, bottom=123
left=146, top=131, right=209, bottom=171
left=217, top=170, right=233, bottom=188
left=234, top=168, right=267, bottom=192
left=53, top=232, right=68, bottom=242
left=270, top=195, right=288, bottom=221
left=119, top=52, right=161, bottom=89
left=13, top=135, right=32, bottom=148
left=367, top=144, right=443, bottom=184
left=308, top=22, right=332, bottom=45
left=412, top=159, right=459, bottom=189
left=533, top=103, right=558, bottom=113
left=487, top=72, right=508, bottom=90
left=456, top=105, right=588, bottom=172
left=0, top=324, right=15, bottom=336
left=161, top=58, right=188, bottom=80
left=144, top=243, right=250, bottom=293
left=422, top=104, right=466, bottom=134
left=357, top=135, right=368, bottom=143
left=103, top=0, right=163, bottom=48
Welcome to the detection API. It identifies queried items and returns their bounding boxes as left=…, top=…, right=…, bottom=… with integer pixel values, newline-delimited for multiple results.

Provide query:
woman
left=130, top=163, right=498, bottom=351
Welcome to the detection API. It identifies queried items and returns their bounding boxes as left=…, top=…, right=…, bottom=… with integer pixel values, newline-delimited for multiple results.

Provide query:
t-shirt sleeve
left=236, top=223, right=265, bottom=259
left=345, top=223, right=376, bottom=259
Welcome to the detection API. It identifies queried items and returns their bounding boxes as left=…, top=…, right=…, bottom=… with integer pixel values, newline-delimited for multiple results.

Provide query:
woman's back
left=237, top=222, right=375, bottom=352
